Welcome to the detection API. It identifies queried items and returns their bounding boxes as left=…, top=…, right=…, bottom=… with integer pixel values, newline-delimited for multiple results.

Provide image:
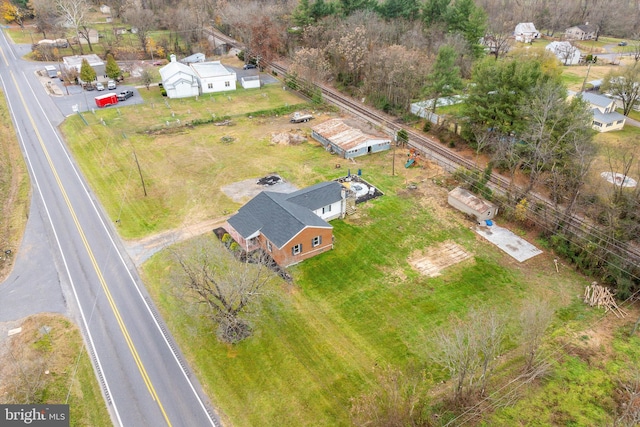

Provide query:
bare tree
left=350, top=365, right=426, bottom=427
left=30, top=0, right=62, bottom=39
left=468, top=307, right=506, bottom=395
left=124, top=8, right=157, bottom=58
left=519, top=297, right=554, bottom=373
left=171, top=237, right=276, bottom=343
left=601, top=64, right=640, bottom=116
left=55, top=0, right=89, bottom=55
left=614, top=366, right=640, bottom=426
left=430, top=316, right=480, bottom=403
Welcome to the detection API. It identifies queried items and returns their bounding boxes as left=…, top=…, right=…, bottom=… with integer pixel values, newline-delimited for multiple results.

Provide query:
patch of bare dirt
left=270, top=129, right=308, bottom=145
left=409, top=241, right=474, bottom=277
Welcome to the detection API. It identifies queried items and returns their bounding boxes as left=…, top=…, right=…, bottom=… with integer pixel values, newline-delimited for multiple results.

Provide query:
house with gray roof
left=565, top=24, right=597, bottom=40
left=577, top=92, right=626, bottom=132
left=225, top=181, right=346, bottom=266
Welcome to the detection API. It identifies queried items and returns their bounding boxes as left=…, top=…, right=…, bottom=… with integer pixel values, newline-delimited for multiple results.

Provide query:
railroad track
left=205, top=27, right=640, bottom=266
left=269, top=61, right=640, bottom=265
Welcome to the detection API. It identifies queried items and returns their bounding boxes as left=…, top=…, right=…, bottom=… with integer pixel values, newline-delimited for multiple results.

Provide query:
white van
left=45, top=65, right=57, bottom=78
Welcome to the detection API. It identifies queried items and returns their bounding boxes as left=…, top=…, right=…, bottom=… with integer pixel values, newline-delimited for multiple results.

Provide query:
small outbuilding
left=241, top=75, right=260, bottom=89
left=190, top=61, right=237, bottom=94
left=312, top=119, right=391, bottom=159
left=448, top=187, right=498, bottom=224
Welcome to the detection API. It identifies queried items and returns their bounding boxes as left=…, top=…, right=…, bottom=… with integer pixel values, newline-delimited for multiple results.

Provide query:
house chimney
left=170, top=54, right=176, bottom=63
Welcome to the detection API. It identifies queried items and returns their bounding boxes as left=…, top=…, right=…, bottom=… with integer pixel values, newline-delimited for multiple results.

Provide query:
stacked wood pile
left=584, top=282, right=628, bottom=318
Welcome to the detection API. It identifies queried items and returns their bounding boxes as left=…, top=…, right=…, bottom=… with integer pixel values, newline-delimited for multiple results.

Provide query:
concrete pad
left=474, top=223, right=543, bottom=262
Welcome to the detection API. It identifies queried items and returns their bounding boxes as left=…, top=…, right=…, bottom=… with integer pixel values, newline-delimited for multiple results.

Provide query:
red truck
left=94, top=93, right=118, bottom=108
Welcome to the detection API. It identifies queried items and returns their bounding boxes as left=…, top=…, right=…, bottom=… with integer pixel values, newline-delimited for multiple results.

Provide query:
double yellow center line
left=8, top=69, right=171, bottom=426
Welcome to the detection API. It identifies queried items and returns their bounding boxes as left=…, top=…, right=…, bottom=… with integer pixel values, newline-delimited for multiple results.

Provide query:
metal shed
left=311, top=119, right=390, bottom=159
left=448, top=187, right=498, bottom=224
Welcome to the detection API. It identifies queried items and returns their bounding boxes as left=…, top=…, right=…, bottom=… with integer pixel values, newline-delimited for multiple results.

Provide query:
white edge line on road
left=22, top=73, right=218, bottom=426
left=0, top=72, right=124, bottom=427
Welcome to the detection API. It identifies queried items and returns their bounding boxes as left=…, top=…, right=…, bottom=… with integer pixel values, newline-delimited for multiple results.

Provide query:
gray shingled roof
left=285, top=181, right=343, bottom=211
left=580, top=92, right=614, bottom=108
left=592, top=108, right=626, bottom=124
left=227, top=189, right=333, bottom=249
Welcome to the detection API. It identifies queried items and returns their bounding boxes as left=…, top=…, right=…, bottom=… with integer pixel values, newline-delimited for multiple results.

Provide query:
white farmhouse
left=190, top=61, right=237, bottom=94
left=514, top=22, right=539, bottom=43
left=578, top=92, right=626, bottom=132
left=545, top=41, right=581, bottom=66
left=159, top=54, right=199, bottom=99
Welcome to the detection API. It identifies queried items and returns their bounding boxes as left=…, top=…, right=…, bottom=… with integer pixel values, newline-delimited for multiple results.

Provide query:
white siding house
left=577, top=92, right=626, bottom=132
left=545, top=41, right=581, bottom=65
left=190, top=61, right=237, bottom=94
left=159, top=54, right=199, bottom=99
left=514, top=23, right=539, bottom=43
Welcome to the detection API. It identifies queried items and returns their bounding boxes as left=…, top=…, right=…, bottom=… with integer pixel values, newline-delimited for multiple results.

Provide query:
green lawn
left=61, top=85, right=312, bottom=239
left=142, top=170, right=596, bottom=425
left=63, top=73, right=632, bottom=426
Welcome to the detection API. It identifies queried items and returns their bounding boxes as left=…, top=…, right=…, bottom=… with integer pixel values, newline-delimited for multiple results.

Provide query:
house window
left=225, top=81, right=230, bottom=87
left=322, top=205, right=331, bottom=214
left=617, top=120, right=624, bottom=124
left=292, top=244, right=302, bottom=255
left=593, top=121, right=602, bottom=127
left=267, top=241, right=272, bottom=252
left=312, top=236, right=322, bottom=247
left=207, top=83, right=213, bottom=89
left=606, top=123, right=612, bottom=127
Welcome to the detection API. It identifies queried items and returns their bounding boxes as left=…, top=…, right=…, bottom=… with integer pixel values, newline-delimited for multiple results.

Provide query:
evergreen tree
left=80, top=58, right=96, bottom=85
left=105, top=54, right=121, bottom=80
left=423, top=45, right=463, bottom=112
left=422, top=0, right=449, bottom=25
left=310, top=0, right=336, bottom=20
left=445, top=0, right=487, bottom=58
left=339, top=0, right=374, bottom=16
left=377, top=0, right=421, bottom=20
left=292, top=0, right=313, bottom=27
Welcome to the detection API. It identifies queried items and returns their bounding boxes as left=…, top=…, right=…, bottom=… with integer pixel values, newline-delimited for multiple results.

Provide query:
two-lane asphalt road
left=0, top=30, right=219, bottom=426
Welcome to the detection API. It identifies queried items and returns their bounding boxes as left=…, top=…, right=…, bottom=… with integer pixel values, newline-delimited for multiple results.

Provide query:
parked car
left=117, top=90, right=134, bottom=101
left=618, top=41, right=628, bottom=46
left=107, top=80, right=116, bottom=90
left=96, top=82, right=105, bottom=91
left=243, top=63, right=257, bottom=70
left=85, top=84, right=95, bottom=91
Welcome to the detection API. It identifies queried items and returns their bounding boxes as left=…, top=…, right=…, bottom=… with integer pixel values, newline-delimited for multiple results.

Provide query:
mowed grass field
left=61, top=80, right=638, bottom=425
left=61, top=85, right=316, bottom=239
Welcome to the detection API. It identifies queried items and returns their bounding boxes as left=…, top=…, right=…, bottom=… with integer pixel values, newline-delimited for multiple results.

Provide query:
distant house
left=448, top=187, right=498, bottom=224
left=159, top=54, right=199, bottom=98
left=545, top=41, right=581, bottom=65
left=565, top=24, right=597, bottom=40
left=63, top=54, right=105, bottom=78
left=99, top=4, right=111, bottom=14
left=226, top=181, right=346, bottom=266
left=577, top=92, right=626, bottom=132
left=73, top=28, right=99, bottom=45
left=181, top=52, right=205, bottom=64
left=190, top=61, right=236, bottom=94
left=514, top=22, right=539, bottom=43
left=312, top=119, right=391, bottom=159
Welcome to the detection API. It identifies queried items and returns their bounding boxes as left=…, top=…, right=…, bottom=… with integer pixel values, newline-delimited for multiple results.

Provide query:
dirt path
left=123, top=216, right=230, bottom=266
